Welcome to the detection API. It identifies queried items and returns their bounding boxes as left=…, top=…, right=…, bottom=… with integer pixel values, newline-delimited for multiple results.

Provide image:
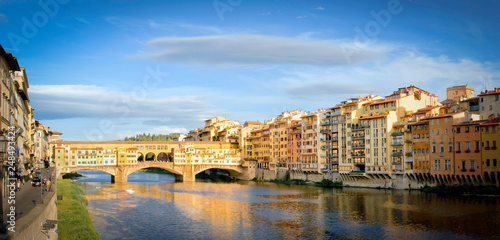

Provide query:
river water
left=76, top=170, right=500, bottom=240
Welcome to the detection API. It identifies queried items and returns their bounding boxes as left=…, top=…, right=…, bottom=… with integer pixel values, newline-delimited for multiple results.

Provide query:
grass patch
left=62, top=172, right=83, bottom=179
left=421, top=185, right=500, bottom=196
left=315, top=179, right=343, bottom=188
left=57, top=179, right=101, bottom=240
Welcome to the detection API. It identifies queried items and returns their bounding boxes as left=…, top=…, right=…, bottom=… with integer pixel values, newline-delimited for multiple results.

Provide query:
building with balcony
left=287, top=120, right=302, bottom=170
left=409, top=120, right=430, bottom=181
left=300, top=110, right=324, bottom=172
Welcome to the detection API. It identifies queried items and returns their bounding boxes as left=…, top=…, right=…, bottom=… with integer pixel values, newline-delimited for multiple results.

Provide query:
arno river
left=77, top=170, right=500, bottom=240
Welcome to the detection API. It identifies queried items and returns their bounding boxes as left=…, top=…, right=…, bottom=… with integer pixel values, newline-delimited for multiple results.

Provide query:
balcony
left=391, top=141, right=404, bottom=146
left=352, top=144, right=365, bottom=149
left=405, top=152, right=413, bottom=157
left=391, top=132, right=404, bottom=137
left=405, top=138, right=412, bottom=143
left=392, top=151, right=403, bottom=157
left=351, top=134, right=365, bottom=140
left=439, top=152, right=445, bottom=157
left=354, top=151, right=365, bottom=157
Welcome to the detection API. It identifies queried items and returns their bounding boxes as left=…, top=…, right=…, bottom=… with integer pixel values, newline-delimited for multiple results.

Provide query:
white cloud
left=29, top=85, right=216, bottom=123
left=134, top=34, right=383, bottom=67
left=148, top=126, right=188, bottom=134
left=283, top=52, right=500, bottom=101
left=296, top=15, right=307, bottom=19
left=314, top=6, right=325, bottom=10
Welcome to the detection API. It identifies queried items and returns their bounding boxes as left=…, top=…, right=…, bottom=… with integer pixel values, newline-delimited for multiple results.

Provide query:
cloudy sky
left=1, top=0, right=499, bottom=140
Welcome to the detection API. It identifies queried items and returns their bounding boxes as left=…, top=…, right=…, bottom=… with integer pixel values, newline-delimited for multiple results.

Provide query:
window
left=437, top=129, right=440, bottom=135
left=461, top=159, right=466, bottom=170
left=475, top=141, right=480, bottom=151
left=445, top=159, right=451, bottom=170
left=475, top=126, right=479, bottom=132
left=486, top=159, right=490, bottom=167
left=456, top=141, right=461, bottom=151
left=432, top=145, right=436, bottom=153
left=490, top=105, right=493, bottom=110
left=448, top=145, right=453, bottom=152
left=465, top=126, right=469, bottom=132
left=465, top=141, right=470, bottom=151
left=471, top=159, right=475, bottom=169
left=445, top=129, right=448, bottom=134
left=418, top=149, right=421, bottom=154
left=456, top=127, right=460, bottom=133
left=494, top=159, right=498, bottom=167
left=434, top=159, right=440, bottom=171
left=440, top=146, right=444, bottom=153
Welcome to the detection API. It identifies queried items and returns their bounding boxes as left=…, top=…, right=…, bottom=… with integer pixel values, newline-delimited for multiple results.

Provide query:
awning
left=405, top=157, right=413, bottom=163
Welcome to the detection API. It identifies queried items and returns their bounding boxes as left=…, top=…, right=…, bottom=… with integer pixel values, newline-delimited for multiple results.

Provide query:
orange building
left=446, top=85, right=474, bottom=102
left=286, top=120, right=302, bottom=170
left=427, top=112, right=467, bottom=183
left=453, top=121, right=483, bottom=183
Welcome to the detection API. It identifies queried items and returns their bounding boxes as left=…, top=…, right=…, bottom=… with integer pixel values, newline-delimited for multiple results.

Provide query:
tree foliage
left=121, top=133, right=181, bottom=141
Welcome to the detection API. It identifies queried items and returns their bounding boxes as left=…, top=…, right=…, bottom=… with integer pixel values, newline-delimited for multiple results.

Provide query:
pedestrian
left=46, top=178, right=52, bottom=192
left=42, top=177, right=47, bottom=192
left=17, top=179, right=21, bottom=192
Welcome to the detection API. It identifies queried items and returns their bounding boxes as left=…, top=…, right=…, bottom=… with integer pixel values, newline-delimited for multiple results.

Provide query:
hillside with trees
left=120, top=133, right=181, bottom=141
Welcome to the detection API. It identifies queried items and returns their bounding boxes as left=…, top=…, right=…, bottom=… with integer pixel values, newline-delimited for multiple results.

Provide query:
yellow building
left=480, top=118, right=500, bottom=186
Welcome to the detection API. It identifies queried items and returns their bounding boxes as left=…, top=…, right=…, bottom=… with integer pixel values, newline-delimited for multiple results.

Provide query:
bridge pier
left=112, top=167, right=128, bottom=183
left=178, top=164, right=195, bottom=182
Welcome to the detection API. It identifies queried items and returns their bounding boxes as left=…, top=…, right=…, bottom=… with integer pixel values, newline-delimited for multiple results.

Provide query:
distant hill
left=120, top=133, right=181, bottom=141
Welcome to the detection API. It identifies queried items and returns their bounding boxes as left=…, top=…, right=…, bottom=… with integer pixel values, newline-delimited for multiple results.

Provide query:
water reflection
left=77, top=171, right=500, bottom=240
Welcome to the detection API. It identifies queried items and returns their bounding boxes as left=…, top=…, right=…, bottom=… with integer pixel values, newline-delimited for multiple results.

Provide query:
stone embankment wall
left=257, top=168, right=432, bottom=190
left=9, top=190, right=58, bottom=239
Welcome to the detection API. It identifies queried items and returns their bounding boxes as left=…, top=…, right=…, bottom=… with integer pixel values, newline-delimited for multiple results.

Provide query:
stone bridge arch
left=193, top=165, right=244, bottom=180
left=64, top=167, right=116, bottom=176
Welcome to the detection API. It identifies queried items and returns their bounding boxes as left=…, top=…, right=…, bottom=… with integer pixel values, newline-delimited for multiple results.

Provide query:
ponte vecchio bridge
left=52, top=141, right=253, bottom=182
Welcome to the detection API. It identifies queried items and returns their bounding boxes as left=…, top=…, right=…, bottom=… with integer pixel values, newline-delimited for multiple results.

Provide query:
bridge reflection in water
left=79, top=171, right=500, bottom=240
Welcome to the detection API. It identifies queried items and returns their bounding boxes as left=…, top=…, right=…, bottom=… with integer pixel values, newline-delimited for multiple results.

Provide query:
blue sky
left=1, top=0, right=499, bottom=140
